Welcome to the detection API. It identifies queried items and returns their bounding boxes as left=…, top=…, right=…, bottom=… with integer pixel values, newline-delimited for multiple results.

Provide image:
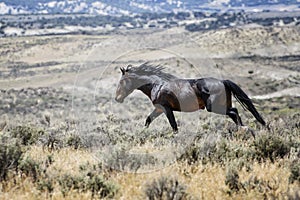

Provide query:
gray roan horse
left=115, top=63, right=266, bottom=132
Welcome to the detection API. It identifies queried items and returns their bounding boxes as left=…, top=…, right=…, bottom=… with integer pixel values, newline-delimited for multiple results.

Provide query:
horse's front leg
left=163, top=106, right=178, bottom=133
left=145, top=107, right=163, bottom=128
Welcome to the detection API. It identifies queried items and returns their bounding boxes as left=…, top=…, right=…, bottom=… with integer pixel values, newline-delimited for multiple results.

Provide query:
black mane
left=128, top=62, right=177, bottom=81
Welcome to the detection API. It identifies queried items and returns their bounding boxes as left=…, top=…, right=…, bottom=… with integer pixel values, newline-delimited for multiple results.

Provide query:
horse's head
left=115, top=65, right=135, bottom=103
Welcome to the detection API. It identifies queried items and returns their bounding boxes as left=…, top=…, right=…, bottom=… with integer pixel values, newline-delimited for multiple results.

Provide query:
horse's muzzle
left=115, top=96, right=124, bottom=103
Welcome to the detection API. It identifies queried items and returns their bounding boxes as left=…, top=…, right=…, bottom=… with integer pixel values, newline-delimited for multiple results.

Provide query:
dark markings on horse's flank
left=115, top=62, right=266, bottom=133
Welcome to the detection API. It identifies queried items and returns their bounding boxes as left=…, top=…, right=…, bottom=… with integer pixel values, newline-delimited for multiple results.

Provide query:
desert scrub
left=58, top=172, right=118, bottom=199
left=178, top=135, right=217, bottom=165
left=251, top=133, right=291, bottom=162
left=40, top=128, right=64, bottom=151
left=0, top=135, right=23, bottom=181
left=86, top=171, right=118, bottom=199
left=66, top=133, right=83, bottom=149
left=18, top=156, right=42, bottom=182
left=9, top=124, right=45, bottom=145
left=178, top=136, right=250, bottom=166
left=104, top=147, right=156, bottom=172
left=145, top=176, right=187, bottom=200
left=244, top=175, right=285, bottom=198
left=59, top=173, right=86, bottom=197
left=225, top=165, right=286, bottom=198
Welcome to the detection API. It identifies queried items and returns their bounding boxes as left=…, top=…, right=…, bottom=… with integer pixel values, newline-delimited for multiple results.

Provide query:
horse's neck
left=136, top=76, right=162, bottom=99
left=138, top=83, right=153, bottom=99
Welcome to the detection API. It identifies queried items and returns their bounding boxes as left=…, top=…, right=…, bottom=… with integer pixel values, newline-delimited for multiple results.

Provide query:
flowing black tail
left=223, top=80, right=266, bottom=126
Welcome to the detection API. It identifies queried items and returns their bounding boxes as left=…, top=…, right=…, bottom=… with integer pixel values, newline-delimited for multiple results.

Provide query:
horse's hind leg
left=227, top=107, right=243, bottom=126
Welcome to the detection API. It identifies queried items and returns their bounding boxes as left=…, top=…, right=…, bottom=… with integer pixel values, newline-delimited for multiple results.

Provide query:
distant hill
left=0, top=0, right=300, bottom=15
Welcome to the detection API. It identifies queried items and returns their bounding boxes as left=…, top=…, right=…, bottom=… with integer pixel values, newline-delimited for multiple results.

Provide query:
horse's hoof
left=145, top=117, right=151, bottom=128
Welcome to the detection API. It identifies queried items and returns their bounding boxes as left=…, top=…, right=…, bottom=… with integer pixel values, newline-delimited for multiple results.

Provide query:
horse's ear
left=120, top=67, right=125, bottom=75
left=125, top=64, right=132, bottom=72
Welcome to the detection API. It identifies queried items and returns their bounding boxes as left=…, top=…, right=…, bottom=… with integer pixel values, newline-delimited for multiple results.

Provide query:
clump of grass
left=145, top=176, right=187, bottom=200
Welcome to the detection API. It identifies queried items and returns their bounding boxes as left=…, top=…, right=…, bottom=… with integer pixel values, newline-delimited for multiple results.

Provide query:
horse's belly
left=176, top=96, right=205, bottom=112
left=162, top=82, right=205, bottom=112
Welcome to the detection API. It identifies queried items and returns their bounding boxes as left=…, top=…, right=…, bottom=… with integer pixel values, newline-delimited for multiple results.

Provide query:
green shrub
left=9, top=125, right=44, bottom=145
left=145, top=176, right=187, bottom=200
left=66, top=134, right=83, bottom=149
left=251, top=134, right=291, bottom=162
left=179, top=137, right=249, bottom=166
left=0, top=135, right=23, bottom=181
left=178, top=135, right=217, bottom=165
left=105, top=147, right=156, bottom=172
left=178, top=143, right=202, bottom=165
left=58, top=174, right=85, bottom=197
left=19, top=157, right=41, bottom=182
left=86, top=172, right=118, bottom=199
left=58, top=172, right=118, bottom=199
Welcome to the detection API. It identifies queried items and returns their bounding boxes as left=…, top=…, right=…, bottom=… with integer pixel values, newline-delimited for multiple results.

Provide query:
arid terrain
left=0, top=22, right=299, bottom=199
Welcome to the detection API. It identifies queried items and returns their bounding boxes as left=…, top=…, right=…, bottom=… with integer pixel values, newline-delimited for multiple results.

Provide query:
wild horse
left=115, top=63, right=265, bottom=132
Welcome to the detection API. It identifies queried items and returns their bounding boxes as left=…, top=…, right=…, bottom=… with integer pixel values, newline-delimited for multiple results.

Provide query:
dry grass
left=1, top=145, right=299, bottom=200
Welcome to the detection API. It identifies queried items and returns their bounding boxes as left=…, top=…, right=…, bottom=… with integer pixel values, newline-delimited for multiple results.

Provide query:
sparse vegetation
left=0, top=14, right=299, bottom=199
